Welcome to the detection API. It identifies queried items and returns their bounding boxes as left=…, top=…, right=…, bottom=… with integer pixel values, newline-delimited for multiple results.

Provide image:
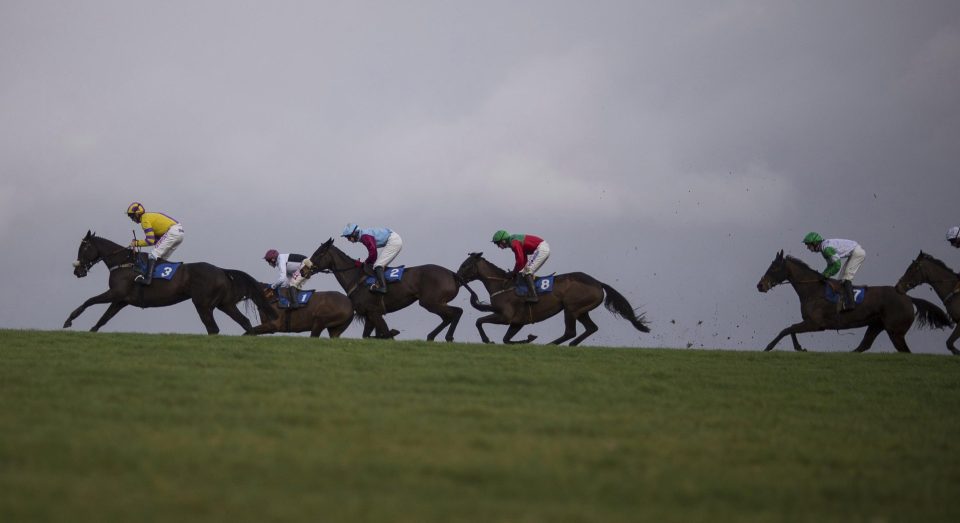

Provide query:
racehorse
left=298, top=238, right=463, bottom=341
left=455, top=252, right=650, bottom=345
left=64, top=231, right=276, bottom=334
left=756, top=250, right=952, bottom=352
left=895, top=251, right=960, bottom=355
left=250, top=284, right=354, bottom=338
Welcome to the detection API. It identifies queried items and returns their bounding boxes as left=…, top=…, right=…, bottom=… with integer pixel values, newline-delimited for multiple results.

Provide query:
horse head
left=456, top=252, right=485, bottom=283
left=756, top=250, right=787, bottom=292
left=301, top=238, right=336, bottom=277
left=73, top=230, right=100, bottom=278
left=895, top=251, right=955, bottom=295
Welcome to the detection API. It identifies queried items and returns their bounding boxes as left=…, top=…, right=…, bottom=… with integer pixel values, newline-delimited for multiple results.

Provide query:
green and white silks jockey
left=802, top=232, right=866, bottom=311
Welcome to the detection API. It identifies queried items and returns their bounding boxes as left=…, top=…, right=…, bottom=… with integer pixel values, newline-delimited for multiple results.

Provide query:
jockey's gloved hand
left=354, top=259, right=363, bottom=268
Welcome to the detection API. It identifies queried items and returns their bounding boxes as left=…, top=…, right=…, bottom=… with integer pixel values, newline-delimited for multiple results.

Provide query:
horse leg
left=309, top=319, right=327, bottom=337
left=764, top=320, right=821, bottom=351
left=362, top=320, right=375, bottom=338
left=217, top=303, right=254, bottom=334
left=367, top=313, right=394, bottom=339
left=788, top=333, right=806, bottom=352
left=549, top=311, right=578, bottom=345
left=474, top=314, right=499, bottom=344
left=422, top=301, right=463, bottom=342
left=569, top=313, right=600, bottom=347
left=327, top=320, right=350, bottom=339
left=63, top=290, right=116, bottom=328
left=852, top=323, right=884, bottom=352
left=89, top=302, right=128, bottom=332
left=887, top=331, right=912, bottom=353
left=503, top=323, right=531, bottom=344
left=193, top=302, right=220, bottom=335
left=947, top=325, right=960, bottom=355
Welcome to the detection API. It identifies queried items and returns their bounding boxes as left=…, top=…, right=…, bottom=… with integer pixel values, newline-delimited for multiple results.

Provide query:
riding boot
left=286, top=286, right=300, bottom=309
left=524, top=273, right=539, bottom=303
left=136, top=257, right=156, bottom=285
left=842, top=280, right=855, bottom=311
left=372, top=266, right=388, bottom=294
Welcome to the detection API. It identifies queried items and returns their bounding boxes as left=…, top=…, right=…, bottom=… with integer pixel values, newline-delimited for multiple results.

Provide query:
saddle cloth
left=824, top=283, right=866, bottom=305
left=515, top=274, right=555, bottom=297
left=363, top=266, right=405, bottom=287
left=135, top=260, right=182, bottom=281
left=278, top=289, right=315, bottom=309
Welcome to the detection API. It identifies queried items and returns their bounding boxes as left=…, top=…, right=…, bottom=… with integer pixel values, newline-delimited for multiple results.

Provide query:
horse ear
left=777, top=249, right=784, bottom=260
left=324, top=237, right=334, bottom=246
left=85, top=230, right=92, bottom=238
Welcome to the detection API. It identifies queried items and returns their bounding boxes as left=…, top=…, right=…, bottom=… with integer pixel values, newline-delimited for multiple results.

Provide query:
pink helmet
left=264, top=249, right=279, bottom=263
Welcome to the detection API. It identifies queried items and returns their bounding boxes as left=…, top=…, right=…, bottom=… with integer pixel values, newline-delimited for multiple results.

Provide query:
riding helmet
left=342, top=223, right=359, bottom=238
left=947, top=226, right=960, bottom=241
left=126, top=202, right=145, bottom=218
left=264, top=249, right=279, bottom=263
left=492, top=230, right=510, bottom=243
left=802, top=232, right=823, bottom=245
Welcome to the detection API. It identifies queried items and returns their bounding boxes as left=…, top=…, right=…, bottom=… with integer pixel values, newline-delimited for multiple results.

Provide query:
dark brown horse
left=756, top=250, right=952, bottom=352
left=895, top=251, right=960, bottom=355
left=64, top=231, right=276, bottom=334
left=455, top=253, right=650, bottom=345
left=250, top=284, right=354, bottom=338
left=298, top=238, right=463, bottom=340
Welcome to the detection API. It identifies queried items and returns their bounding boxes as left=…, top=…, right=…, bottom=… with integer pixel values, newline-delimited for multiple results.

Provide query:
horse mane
left=918, top=251, right=957, bottom=275
left=784, top=255, right=821, bottom=276
left=467, top=252, right=507, bottom=276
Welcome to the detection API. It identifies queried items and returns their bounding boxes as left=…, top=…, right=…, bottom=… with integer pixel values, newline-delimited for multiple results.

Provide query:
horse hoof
left=63, top=321, right=71, bottom=328
left=526, top=335, right=538, bottom=343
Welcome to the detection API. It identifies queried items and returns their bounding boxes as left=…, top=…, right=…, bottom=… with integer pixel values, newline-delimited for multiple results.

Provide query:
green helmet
left=802, top=232, right=823, bottom=244
left=491, top=230, right=510, bottom=243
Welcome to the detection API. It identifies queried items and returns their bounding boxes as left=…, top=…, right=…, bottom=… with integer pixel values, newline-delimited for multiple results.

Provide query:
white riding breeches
left=374, top=232, right=402, bottom=268
left=521, top=241, right=550, bottom=275
left=151, top=224, right=184, bottom=261
left=840, top=245, right=865, bottom=281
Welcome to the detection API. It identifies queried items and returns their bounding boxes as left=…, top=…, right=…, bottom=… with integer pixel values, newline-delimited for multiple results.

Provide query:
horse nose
left=756, top=281, right=767, bottom=292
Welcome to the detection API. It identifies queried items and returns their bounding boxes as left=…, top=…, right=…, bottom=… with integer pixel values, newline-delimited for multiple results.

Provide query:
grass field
left=1, top=329, right=959, bottom=522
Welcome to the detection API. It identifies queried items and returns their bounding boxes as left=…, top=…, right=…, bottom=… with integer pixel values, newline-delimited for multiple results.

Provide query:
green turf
left=1, top=329, right=959, bottom=522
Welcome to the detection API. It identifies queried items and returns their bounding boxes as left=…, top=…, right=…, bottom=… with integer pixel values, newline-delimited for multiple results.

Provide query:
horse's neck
left=94, top=238, right=130, bottom=267
left=785, top=261, right=823, bottom=296
left=922, top=261, right=959, bottom=298
left=329, top=247, right=364, bottom=291
left=476, top=260, right=510, bottom=292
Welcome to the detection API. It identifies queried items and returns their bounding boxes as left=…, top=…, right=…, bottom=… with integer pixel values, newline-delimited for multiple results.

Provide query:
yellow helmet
left=126, top=202, right=145, bottom=217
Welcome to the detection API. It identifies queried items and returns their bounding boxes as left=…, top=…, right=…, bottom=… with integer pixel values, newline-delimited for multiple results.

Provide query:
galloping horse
left=895, top=252, right=960, bottom=355
left=250, top=284, right=355, bottom=338
left=64, top=231, right=276, bottom=334
left=456, top=253, right=650, bottom=345
left=298, top=238, right=463, bottom=340
left=756, top=250, right=952, bottom=352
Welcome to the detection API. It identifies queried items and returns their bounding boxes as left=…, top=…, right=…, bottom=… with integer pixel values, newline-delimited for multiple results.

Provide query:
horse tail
left=910, top=297, right=954, bottom=330
left=600, top=283, right=651, bottom=333
left=224, top=269, right=278, bottom=321
left=460, top=281, right=495, bottom=312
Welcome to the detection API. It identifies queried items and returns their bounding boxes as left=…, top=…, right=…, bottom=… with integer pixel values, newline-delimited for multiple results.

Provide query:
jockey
left=492, top=230, right=550, bottom=303
left=126, top=202, right=184, bottom=285
left=341, top=223, right=403, bottom=294
left=802, top=232, right=865, bottom=311
left=947, top=226, right=960, bottom=249
left=264, top=249, right=308, bottom=309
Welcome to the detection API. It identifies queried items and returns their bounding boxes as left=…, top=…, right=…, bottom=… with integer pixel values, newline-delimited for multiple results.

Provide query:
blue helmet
left=341, top=223, right=359, bottom=238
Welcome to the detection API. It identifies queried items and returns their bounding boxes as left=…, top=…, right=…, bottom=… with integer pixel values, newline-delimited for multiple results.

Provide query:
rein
left=79, top=239, right=134, bottom=272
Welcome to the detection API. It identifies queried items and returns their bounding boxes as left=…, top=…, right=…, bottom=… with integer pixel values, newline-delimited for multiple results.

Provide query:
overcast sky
left=2, top=0, right=958, bottom=353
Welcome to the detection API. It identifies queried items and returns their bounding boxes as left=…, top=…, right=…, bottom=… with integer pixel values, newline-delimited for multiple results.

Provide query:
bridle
left=74, top=238, right=135, bottom=273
